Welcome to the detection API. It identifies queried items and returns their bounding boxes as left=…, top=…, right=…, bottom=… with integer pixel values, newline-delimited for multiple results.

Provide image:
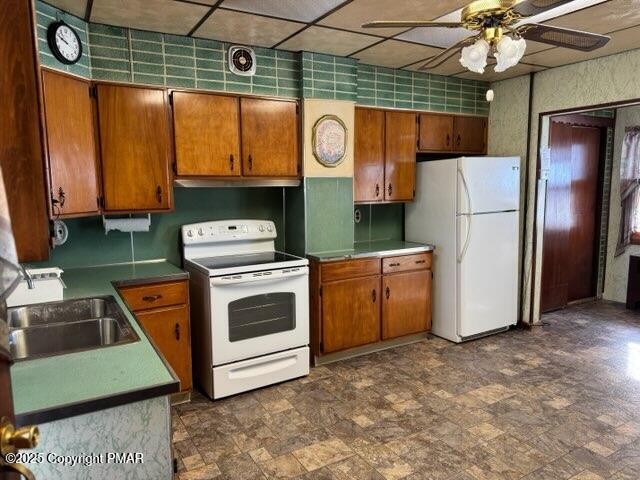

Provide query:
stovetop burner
left=193, top=251, right=304, bottom=271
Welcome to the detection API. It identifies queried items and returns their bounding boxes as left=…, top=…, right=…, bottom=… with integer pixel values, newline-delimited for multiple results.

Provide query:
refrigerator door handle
left=457, top=167, right=473, bottom=215
left=458, top=214, right=472, bottom=263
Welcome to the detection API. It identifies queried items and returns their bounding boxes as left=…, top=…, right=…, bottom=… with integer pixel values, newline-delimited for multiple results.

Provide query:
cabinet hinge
left=320, top=341, right=324, bottom=353
left=295, top=104, right=299, bottom=115
left=172, top=161, right=178, bottom=175
left=89, top=84, right=97, bottom=98
left=169, top=92, right=174, bottom=106
left=97, top=196, right=104, bottom=209
left=319, top=286, right=323, bottom=297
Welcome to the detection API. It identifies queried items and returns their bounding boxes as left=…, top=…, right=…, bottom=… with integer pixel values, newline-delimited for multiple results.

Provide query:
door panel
left=354, top=108, right=385, bottom=202
left=241, top=98, right=298, bottom=177
left=418, top=113, right=453, bottom=152
left=453, top=116, right=487, bottom=153
left=322, top=276, right=380, bottom=353
left=97, top=84, right=172, bottom=212
left=173, top=92, right=240, bottom=176
left=384, top=111, right=416, bottom=201
left=42, top=70, right=100, bottom=217
left=457, top=211, right=518, bottom=338
left=136, top=304, right=192, bottom=391
left=457, top=156, right=520, bottom=214
left=382, top=270, right=431, bottom=339
left=568, top=126, right=600, bottom=302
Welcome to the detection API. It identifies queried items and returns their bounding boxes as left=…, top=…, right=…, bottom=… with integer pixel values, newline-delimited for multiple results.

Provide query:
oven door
left=209, top=267, right=309, bottom=365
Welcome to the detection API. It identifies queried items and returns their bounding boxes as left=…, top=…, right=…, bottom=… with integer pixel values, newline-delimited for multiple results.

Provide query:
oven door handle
left=210, top=269, right=308, bottom=286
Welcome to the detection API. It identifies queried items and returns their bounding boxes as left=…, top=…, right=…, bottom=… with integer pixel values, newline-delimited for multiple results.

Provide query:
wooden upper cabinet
left=384, top=111, right=416, bottom=201
left=96, top=84, right=172, bottom=212
left=453, top=116, right=487, bottom=153
left=354, top=107, right=385, bottom=202
left=240, top=97, right=298, bottom=177
left=382, top=270, right=431, bottom=340
left=172, top=92, right=240, bottom=177
left=42, top=70, right=100, bottom=217
left=321, top=276, right=381, bottom=353
left=418, top=113, right=453, bottom=152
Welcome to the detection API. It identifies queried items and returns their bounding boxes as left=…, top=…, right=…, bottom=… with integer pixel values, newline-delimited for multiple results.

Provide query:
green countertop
left=307, top=240, right=435, bottom=262
left=11, top=260, right=187, bottom=424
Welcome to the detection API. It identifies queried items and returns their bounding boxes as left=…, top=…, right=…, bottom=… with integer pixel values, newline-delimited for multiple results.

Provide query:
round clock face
left=48, top=22, right=82, bottom=65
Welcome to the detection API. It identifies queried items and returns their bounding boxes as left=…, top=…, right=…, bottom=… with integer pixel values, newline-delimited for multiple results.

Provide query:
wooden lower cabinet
left=311, top=253, right=432, bottom=360
left=321, top=276, right=381, bottom=353
left=118, top=279, right=192, bottom=393
left=382, top=270, right=431, bottom=340
left=135, top=304, right=192, bottom=391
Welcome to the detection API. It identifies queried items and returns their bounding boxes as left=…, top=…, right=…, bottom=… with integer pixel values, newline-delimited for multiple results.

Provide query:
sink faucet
left=20, top=264, right=34, bottom=290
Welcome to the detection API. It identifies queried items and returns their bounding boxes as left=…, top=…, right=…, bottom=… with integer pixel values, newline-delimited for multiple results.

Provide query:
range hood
left=174, top=178, right=301, bottom=188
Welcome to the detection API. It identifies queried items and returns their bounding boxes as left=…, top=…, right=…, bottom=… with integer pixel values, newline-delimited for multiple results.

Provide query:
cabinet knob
left=388, top=183, right=392, bottom=196
left=248, top=154, right=253, bottom=171
left=229, top=154, right=234, bottom=171
left=156, top=186, right=162, bottom=204
left=174, top=322, right=181, bottom=340
left=142, top=294, right=162, bottom=302
left=386, top=286, right=390, bottom=299
left=58, top=187, right=66, bottom=208
left=371, top=289, right=376, bottom=303
left=446, top=134, right=450, bottom=146
left=375, top=183, right=380, bottom=197
left=456, top=134, right=461, bottom=146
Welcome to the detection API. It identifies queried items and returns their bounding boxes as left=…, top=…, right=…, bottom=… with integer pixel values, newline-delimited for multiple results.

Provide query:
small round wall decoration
left=312, top=115, right=347, bottom=167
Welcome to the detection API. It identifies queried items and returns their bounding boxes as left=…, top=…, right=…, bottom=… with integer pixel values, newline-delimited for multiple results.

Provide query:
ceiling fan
left=362, top=0, right=610, bottom=74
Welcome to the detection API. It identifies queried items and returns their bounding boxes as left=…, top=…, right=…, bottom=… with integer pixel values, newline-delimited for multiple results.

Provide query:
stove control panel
left=182, top=220, right=276, bottom=244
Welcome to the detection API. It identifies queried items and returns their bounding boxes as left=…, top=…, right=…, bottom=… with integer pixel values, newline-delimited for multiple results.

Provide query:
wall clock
left=312, top=115, right=347, bottom=168
left=47, top=21, right=82, bottom=65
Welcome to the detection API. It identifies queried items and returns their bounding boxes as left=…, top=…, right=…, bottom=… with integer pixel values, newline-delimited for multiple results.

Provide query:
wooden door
left=96, top=84, right=172, bottom=212
left=240, top=98, right=298, bottom=177
left=172, top=92, right=240, bottom=177
left=418, top=113, right=453, bottom=152
left=541, top=119, right=603, bottom=312
left=384, top=111, right=416, bottom=201
left=42, top=70, right=100, bottom=217
left=568, top=126, right=601, bottom=302
left=321, top=276, right=380, bottom=353
left=135, top=304, right=192, bottom=391
left=354, top=108, right=385, bottom=202
left=453, top=116, right=487, bottom=153
left=382, top=270, right=431, bottom=339
left=0, top=0, right=50, bottom=261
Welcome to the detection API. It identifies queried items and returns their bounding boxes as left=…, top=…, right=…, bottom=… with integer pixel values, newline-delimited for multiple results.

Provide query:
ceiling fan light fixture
left=494, top=36, right=527, bottom=72
left=459, top=38, right=490, bottom=74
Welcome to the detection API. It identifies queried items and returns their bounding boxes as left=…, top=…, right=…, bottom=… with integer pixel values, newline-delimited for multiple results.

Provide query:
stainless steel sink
left=8, top=296, right=140, bottom=361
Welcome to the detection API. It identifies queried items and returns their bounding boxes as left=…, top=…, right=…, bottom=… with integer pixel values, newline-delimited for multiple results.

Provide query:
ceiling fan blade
left=418, top=35, right=479, bottom=71
left=362, top=21, right=464, bottom=29
left=511, top=0, right=575, bottom=17
left=517, top=23, right=610, bottom=51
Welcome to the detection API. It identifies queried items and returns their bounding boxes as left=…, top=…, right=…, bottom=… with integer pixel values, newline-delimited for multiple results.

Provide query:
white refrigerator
left=405, top=156, right=520, bottom=343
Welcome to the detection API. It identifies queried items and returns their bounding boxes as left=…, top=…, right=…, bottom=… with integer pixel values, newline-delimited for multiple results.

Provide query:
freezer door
left=457, top=211, right=518, bottom=338
left=457, top=156, right=520, bottom=214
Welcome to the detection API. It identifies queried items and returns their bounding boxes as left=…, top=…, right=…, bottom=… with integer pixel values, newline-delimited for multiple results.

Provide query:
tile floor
left=172, top=301, right=640, bottom=479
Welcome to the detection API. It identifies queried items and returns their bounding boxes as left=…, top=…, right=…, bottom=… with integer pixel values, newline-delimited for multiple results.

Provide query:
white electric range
left=182, top=219, right=309, bottom=399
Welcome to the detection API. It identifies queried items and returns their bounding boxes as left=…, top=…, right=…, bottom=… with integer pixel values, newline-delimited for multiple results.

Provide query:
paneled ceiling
left=50, top=0, right=640, bottom=80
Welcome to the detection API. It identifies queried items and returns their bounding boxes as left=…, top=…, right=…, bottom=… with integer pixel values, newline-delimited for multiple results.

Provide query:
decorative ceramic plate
left=312, top=115, right=347, bottom=167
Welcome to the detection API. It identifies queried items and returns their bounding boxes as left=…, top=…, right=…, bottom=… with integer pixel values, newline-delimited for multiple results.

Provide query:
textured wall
left=604, top=105, right=640, bottom=302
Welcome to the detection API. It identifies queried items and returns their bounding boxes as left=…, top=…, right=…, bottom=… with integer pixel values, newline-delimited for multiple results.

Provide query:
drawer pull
left=415, top=260, right=426, bottom=264
left=389, top=262, right=400, bottom=267
left=142, top=294, right=162, bottom=302
left=174, top=322, right=180, bottom=340
left=386, top=286, right=390, bottom=299
left=372, top=289, right=376, bottom=303
left=375, top=183, right=380, bottom=197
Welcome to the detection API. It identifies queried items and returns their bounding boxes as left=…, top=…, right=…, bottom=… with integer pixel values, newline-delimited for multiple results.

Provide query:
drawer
left=383, top=252, right=432, bottom=274
left=119, top=280, right=188, bottom=312
left=321, top=258, right=380, bottom=282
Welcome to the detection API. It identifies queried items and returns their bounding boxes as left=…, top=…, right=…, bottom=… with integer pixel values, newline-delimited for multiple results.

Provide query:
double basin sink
left=8, top=296, right=139, bottom=361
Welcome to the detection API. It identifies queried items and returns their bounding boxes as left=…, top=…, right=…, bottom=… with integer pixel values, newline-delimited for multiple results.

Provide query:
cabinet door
left=241, top=98, right=298, bottom=177
left=453, top=116, right=487, bottom=153
left=382, top=270, right=431, bottom=340
left=354, top=107, right=385, bottom=202
left=42, top=70, right=100, bottom=217
left=418, top=113, right=453, bottom=152
left=173, top=92, right=240, bottom=177
left=97, top=84, right=172, bottom=212
left=135, top=304, right=192, bottom=391
left=385, top=111, right=416, bottom=201
left=322, top=276, right=380, bottom=353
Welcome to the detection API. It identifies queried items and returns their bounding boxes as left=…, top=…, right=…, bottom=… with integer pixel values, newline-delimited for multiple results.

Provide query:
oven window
left=228, top=292, right=296, bottom=342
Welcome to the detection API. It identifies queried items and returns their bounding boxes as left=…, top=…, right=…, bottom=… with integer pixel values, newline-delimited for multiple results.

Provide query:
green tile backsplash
left=354, top=204, right=404, bottom=243
left=305, top=178, right=354, bottom=254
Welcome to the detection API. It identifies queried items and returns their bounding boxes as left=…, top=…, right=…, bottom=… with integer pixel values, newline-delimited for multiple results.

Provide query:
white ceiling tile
left=319, top=0, right=468, bottom=36
left=542, top=0, right=640, bottom=33
left=195, top=9, right=304, bottom=48
left=91, top=0, right=209, bottom=35
left=220, top=0, right=345, bottom=22
left=278, top=26, right=378, bottom=56
left=515, top=0, right=608, bottom=27
left=395, top=27, right=474, bottom=49
left=522, top=24, right=640, bottom=68
left=405, top=52, right=466, bottom=75
left=47, top=0, right=88, bottom=18
left=353, top=40, right=442, bottom=68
